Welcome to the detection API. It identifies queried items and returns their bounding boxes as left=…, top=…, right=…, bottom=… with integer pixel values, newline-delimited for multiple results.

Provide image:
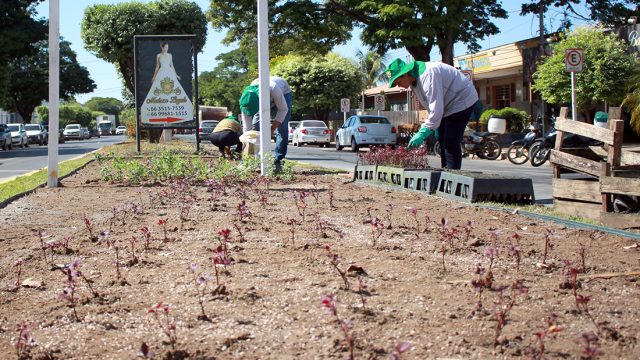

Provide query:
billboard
left=134, top=35, right=197, bottom=129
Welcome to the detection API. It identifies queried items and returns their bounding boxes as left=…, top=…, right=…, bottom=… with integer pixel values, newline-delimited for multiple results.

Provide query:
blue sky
left=34, top=1, right=593, bottom=104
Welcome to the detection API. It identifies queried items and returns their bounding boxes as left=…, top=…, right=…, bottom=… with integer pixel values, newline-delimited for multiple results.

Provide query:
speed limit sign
left=340, top=98, right=350, bottom=112
left=374, top=95, right=385, bottom=111
left=565, top=49, right=584, bottom=72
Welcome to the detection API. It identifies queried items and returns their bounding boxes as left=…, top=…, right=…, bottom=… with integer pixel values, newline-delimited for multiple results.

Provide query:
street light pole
left=47, top=0, right=60, bottom=188
left=257, top=0, right=271, bottom=176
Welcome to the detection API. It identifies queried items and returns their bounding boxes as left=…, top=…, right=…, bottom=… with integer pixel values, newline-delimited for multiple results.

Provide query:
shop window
left=493, top=84, right=512, bottom=109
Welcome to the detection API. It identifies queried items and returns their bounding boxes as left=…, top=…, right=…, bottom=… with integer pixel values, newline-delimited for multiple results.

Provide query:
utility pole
left=538, top=2, right=548, bottom=133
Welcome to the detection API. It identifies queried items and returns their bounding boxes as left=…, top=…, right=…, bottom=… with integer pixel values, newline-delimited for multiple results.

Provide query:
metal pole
left=571, top=72, right=577, bottom=121
left=538, top=2, right=547, bottom=133
left=193, top=38, right=200, bottom=153
left=257, top=0, right=271, bottom=175
left=47, top=0, right=60, bottom=188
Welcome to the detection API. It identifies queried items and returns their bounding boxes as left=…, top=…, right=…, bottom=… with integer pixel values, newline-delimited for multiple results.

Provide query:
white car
left=287, top=121, right=300, bottom=142
left=7, top=123, right=29, bottom=148
left=335, top=115, right=397, bottom=152
left=115, top=126, right=127, bottom=135
left=292, top=120, right=331, bottom=147
left=63, top=124, right=83, bottom=140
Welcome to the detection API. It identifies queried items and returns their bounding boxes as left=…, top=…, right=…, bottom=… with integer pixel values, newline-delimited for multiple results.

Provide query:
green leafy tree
left=81, top=0, right=208, bottom=95
left=533, top=27, right=637, bottom=122
left=621, top=62, right=640, bottom=135
left=208, top=0, right=507, bottom=65
left=0, top=0, right=47, bottom=102
left=1, top=40, right=96, bottom=123
left=355, top=49, right=388, bottom=89
left=37, top=103, right=95, bottom=127
left=85, top=97, right=123, bottom=116
left=272, top=53, right=362, bottom=120
left=522, top=1, right=640, bottom=30
left=199, top=49, right=257, bottom=113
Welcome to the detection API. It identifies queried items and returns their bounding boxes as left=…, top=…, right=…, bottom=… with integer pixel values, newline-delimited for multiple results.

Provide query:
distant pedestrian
left=239, top=76, right=292, bottom=172
left=388, top=59, right=478, bottom=169
left=210, top=114, right=242, bottom=158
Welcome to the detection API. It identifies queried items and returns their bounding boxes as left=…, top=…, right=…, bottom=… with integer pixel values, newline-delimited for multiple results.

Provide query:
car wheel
left=335, top=137, right=343, bottom=151
left=38, top=137, right=44, bottom=146
left=351, top=137, right=358, bottom=152
left=324, top=142, right=330, bottom=148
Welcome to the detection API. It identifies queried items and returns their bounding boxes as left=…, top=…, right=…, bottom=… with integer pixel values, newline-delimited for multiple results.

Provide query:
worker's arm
left=419, top=69, right=444, bottom=130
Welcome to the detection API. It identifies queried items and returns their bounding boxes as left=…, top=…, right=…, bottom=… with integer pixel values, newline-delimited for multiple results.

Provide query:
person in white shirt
left=388, top=59, right=479, bottom=169
left=239, top=76, right=293, bottom=171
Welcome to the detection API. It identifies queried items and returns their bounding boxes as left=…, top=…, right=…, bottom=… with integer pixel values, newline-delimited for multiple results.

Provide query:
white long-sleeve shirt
left=250, top=76, right=291, bottom=124
left=412, top=62, right=478, bottom=130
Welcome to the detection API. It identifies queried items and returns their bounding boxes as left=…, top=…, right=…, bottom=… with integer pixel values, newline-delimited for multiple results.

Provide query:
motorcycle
left=506, top=124, right=542, bottom=165
left=434, top=126, right=502, bottom=160
left=528, top=128, right=556, bottom=167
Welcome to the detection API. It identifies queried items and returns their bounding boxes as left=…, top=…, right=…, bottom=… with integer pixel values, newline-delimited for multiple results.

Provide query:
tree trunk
left=438, top=29, right=455, bottom=66
left=405, top=45, right=432, bottom=62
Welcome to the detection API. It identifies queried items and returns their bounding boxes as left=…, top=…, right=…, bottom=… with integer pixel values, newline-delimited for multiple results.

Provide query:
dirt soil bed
left=1, top=160, right=639, bottom=359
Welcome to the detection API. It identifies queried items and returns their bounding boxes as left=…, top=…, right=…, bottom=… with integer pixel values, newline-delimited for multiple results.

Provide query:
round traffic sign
left=566, top=49, right=582, bottom=66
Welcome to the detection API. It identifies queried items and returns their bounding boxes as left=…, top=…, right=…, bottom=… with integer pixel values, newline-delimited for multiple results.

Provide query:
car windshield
left=66, top=125, right=80, bottom=130
left=359, top=117, right=390, bottom=124
left=302, top=121, right=326, bottom=128
left=8, top=125, right=19, bottom=132
left=98, top=123, right=111, bottom=129
left=289, top=122, right=300, bottom=129
left=25, top=125, right=40, bottom=130
left=117, top=126, right=126, bottom=129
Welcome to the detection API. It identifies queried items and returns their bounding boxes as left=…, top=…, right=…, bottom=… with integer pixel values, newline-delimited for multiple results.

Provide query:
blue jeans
left=252, top=92, right=293, bottom=165
left=438, top=105, right=474, bottom=169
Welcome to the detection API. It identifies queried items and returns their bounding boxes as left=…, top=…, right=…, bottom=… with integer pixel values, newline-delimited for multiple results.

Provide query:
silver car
left=335, top=115, right=397, bottom=152
left=63, top=124, right=83, bottom=140
left=292, top=120, right=331, bottom=147
left=25, top=124, right=48, bottom=145
left=7, top=123, right=29, bottom=148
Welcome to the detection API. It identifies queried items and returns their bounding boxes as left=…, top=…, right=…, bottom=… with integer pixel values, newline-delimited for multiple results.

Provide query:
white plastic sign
left=565, top=49, right=584, bottom=72
left=340, top=98, right=350, bottom=113
left=374, top=95, right=385, bottom=111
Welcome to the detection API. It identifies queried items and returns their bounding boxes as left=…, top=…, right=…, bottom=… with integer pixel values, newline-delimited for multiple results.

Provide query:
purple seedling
left=128, top=236, right=140, bottom=264
left=578, top=242, right=587, bottom=273
left=59, top=261, right=80, bottom=321
left=140, top=342, right=155, bottom=359
left=410, top=207, right=419, bottom=233
left=439, top=218, right=457, bottom=248
left=315, top=213, right=328, bottom=238
left=288, top=218, right=300, bottom=246
left=233, top=222, right=246, bottom=243
left=565, top=264, right=598, bottom=328
left=471, top=263, right=487, bottom=309
left=140, top=226, right=152, bottom=250
left=33, top=228, right=49, bottom=264
left=99, top=230, right=111, bottom=248
left=409, top=233, right=420, bottom=255
left=543, top=228, right=555, bottom=264
left=389, top=342, right=412, bottom=360
left=216, top=229, right=232, bottom=261
left=236, top=200, right=252, bottom=223
left=325, top=245, right=349, bottom=289
left=13, top=258, right=24, bottom=290
left=179, top=194, right=197, bottom=229
left=257, top=189, right=268, bottom=207
left=577, top=331, right=602, bottom=359
left=188, top=263, right=212, bottom=320
left=509, top=233, right=522, bottom=272
left=533, top=314, right=563, bottom=360
left=327, top=189, right=335, bottom=209
left=370, top=217, right=384, bottom=246
left=14, top=321, right=36, bottom=358
left=148, top=303, right=177, bottom=350
left=357, top=275, right=368, bottom=311
left=211, top=245, right=232, bottom=286
left=321, top=294, right=356, bottom=360
left=83, top=213, right=98, bottom=242
left=114, top=242, right=122, bottom=280
left=157, top=219, right=168, bottom=242
left=310, top=180, right=320, bottom=204
left=292, top=190, right=308, bottom=221
left=384, top=203, right=394, bottom=229
left=493, top=279, right=529, bottom=349
left=463, top=220, right=474, bottom=243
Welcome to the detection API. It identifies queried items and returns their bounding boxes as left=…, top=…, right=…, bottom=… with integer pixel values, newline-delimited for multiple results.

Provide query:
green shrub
left=478, top=108, right=529, bottom=133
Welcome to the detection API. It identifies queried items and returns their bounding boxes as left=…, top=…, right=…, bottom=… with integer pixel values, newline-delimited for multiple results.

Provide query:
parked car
left=198, top=121, right=219, bottom=141
left=335, top=115, right=397, bottom=152
left=288, top=121, right=300, bottom=142
left=25, top=123, right=48, bottom=145
left=0, top=124, right=12, bottom=150
left=81, top=127, right=90, bottom=140
left=63, top=124, right=83, bottom=140
left=7, top=123, right=29, bottom=148
left=90, top=128, right=101, bottom=138
left=115, top=125, right=127, bottom=135
left=292, top=120, right=332, bottom=147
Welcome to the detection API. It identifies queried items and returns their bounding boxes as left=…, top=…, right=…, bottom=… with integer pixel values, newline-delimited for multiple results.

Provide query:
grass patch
left=0, top=155, right=93, bottom=203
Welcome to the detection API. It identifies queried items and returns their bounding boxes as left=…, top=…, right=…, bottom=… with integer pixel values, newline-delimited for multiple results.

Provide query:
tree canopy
left=521, top=1, right=640, bottom=30
left=533, top=27, right=637, bottom=122
left=355, top=49, right=388, bottom=89
left=37, top=103, right=95, bottom=128
left=1, top=40, right=96, bottom=123
left=81, top=0, right=208, bottom=94
left=272, top=53, right=362, bottom=120
left=207, top=0, right=507, bottom=65
left=85, top=97, right=123, bottom=116
left=0, top=0, right=47, bottom=102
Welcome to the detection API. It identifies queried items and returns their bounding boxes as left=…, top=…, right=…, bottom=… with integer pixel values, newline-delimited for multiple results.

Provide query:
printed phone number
left=147, top=111, right=189, bottom=117
left=147, top=106, right=186, bottom=111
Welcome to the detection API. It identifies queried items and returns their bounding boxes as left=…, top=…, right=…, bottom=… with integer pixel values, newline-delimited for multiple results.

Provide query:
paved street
left=189, top=135, right=554, bottom=204
left=0, top=135, right=125, bottom=181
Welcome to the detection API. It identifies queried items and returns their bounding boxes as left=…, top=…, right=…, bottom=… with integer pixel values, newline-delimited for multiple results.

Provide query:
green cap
left=239, top=84, right=259, bottom=116
left=224, top=114, right=240, bottom=123
left=386, top=58, right=407, bottom=88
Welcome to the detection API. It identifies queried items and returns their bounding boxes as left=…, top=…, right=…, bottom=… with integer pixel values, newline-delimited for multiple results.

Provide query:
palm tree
left=355, top=49, right=388, bottom=110
left=622, top=62, right=640, bottom=136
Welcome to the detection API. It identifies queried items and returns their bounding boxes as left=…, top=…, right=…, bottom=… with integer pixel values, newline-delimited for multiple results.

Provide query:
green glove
left=407, top=127, right=433, bottom=149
